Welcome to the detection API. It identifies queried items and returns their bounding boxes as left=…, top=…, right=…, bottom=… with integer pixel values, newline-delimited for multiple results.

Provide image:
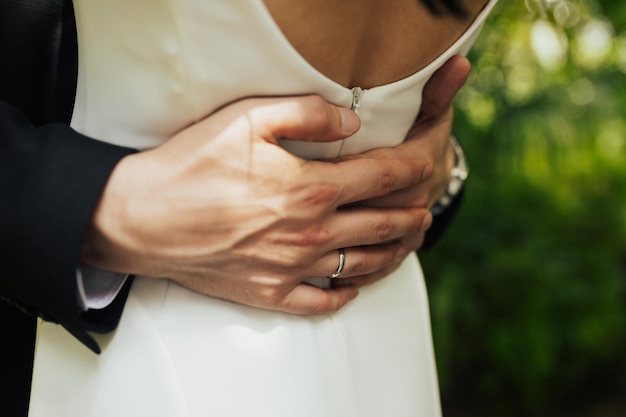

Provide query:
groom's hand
left=81, top=95, right=434, bottom=314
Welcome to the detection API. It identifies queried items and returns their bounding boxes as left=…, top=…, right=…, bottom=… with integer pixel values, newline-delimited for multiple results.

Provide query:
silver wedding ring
left=327, top=248, right=346, bottom=278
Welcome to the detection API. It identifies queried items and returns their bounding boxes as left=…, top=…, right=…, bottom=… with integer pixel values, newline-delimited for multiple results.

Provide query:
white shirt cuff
left=76, top=265, right=129, bottom=311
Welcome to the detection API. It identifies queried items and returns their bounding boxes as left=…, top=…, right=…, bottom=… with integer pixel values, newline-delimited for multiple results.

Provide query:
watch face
left=447, top=137, right=468, bottom=196
left=433, top=135, right=468, bottom=214
left=448, top=174, right=464, bottom=195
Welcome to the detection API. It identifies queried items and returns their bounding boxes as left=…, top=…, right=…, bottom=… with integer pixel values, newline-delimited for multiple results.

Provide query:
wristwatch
left=431, top=135, right=468, bottom=215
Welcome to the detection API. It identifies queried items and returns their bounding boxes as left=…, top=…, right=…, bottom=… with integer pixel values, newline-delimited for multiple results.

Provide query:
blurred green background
left=420, top=0, right=626, bottom=415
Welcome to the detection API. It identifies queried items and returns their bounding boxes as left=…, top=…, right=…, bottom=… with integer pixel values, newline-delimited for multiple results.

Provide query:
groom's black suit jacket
left=0, top=0, right=463, bottom=415
left=0, top=1, right=133, bottom=415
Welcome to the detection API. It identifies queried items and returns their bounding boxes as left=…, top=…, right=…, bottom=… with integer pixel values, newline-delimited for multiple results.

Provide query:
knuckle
left=268, top=232, right=330, bottom=266
left=280, top=247, right=314, bottom=268
left=293, top=182, right=341, bottom=209
left=259, top=286, right=287, bottom=306
left=378, top=166, right=398, bottom=193
left=374, top=218, right=394, bottom=241
left=272, top=230, right=330, bottom=266
left=347, top=252, right=369, bottom=276
left=308, top=296, right=334, bottom=315
left=296, top=225, right=331, bottom=248
left=277, top=253, right=304, bottom=269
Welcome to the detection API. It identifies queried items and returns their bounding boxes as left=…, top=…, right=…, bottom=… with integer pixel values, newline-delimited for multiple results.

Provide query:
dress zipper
left=351, top=86, right=363, bottom=113
left=337, top=86, right=363, bottom=157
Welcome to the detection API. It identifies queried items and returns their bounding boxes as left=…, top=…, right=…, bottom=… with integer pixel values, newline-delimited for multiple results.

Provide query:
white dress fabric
left=29, top=1, right=497, bottom=416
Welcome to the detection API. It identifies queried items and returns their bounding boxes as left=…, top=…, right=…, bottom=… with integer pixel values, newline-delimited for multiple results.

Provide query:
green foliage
left=420, top=0, right=626, bottom=415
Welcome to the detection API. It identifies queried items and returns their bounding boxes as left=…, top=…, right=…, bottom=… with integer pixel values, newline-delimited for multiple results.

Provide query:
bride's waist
left=128, top=253, right=425, bottom=320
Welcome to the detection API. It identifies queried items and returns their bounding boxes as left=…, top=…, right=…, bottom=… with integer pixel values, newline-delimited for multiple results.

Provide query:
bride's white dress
left=29, top=1, right=496, bottom=416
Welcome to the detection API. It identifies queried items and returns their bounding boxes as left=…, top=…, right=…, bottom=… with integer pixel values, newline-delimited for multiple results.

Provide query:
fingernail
left=339, top=108, right=360, bottom=134
left=422, top=164, right=433, bottom=180
left=421, top=213, right=433, bottom=231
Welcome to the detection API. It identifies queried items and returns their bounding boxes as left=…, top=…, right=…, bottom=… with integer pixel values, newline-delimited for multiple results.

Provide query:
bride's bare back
left=264, top=0, right=489, bottom=88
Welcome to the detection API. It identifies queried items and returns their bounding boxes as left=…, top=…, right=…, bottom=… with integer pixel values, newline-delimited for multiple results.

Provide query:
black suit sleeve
left=1, top=0, right=138, bottom=353
left=421, top=187, right=465, bottom=251
left=0, top=101, right=135, bottom=352
left=0, top=2, right=134, bottom=414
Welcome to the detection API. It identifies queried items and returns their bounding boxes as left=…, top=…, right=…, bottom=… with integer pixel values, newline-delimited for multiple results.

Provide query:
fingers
left=419, top=55, right=471, bottom=120
left=268, top=241, right=410, bottom=314
left=359, top=182, right=431, bottom=209
left=332, top=262, right=403, bottom=289
left=325, top=206, right=432, bottom=249
left=310, top=243, right=406, bottom=279
left=277, top=284, right=359, bottom=315
left=249, top=95, right=361, bottom=143
left=324, top=157, right=433, bottom=206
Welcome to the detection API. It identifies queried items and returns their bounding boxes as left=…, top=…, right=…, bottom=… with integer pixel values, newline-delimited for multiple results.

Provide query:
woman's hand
left=332, top=56, right=471, bottom=288
left=363, top=56, right=471, bottom=209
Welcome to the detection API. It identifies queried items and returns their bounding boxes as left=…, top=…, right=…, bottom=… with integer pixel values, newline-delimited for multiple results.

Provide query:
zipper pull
left=338, top=87, right=363, bottom=157
left=351, top=86, right=362, bottom=113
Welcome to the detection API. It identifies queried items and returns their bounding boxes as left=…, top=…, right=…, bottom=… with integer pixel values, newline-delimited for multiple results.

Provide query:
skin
left=264, top=0, right=487, bottom=88
left=80, top=1, right=478, bottom=314
left=336, top=55, right=471, bottom=288
left=82, top=96, right=430, bottom=314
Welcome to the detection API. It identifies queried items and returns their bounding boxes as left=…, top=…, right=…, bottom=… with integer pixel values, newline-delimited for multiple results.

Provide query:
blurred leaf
left=421, top=0, right=626, bottom=415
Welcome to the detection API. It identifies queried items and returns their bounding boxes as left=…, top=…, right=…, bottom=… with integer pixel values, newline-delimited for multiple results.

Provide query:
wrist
left=80, top=154, right=140, bottom=273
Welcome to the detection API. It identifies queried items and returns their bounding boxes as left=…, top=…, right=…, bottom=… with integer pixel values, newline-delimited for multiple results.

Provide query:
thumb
left=251, top=95, right=361, bottom=143
left=420, top=55, right=471, bottom=120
